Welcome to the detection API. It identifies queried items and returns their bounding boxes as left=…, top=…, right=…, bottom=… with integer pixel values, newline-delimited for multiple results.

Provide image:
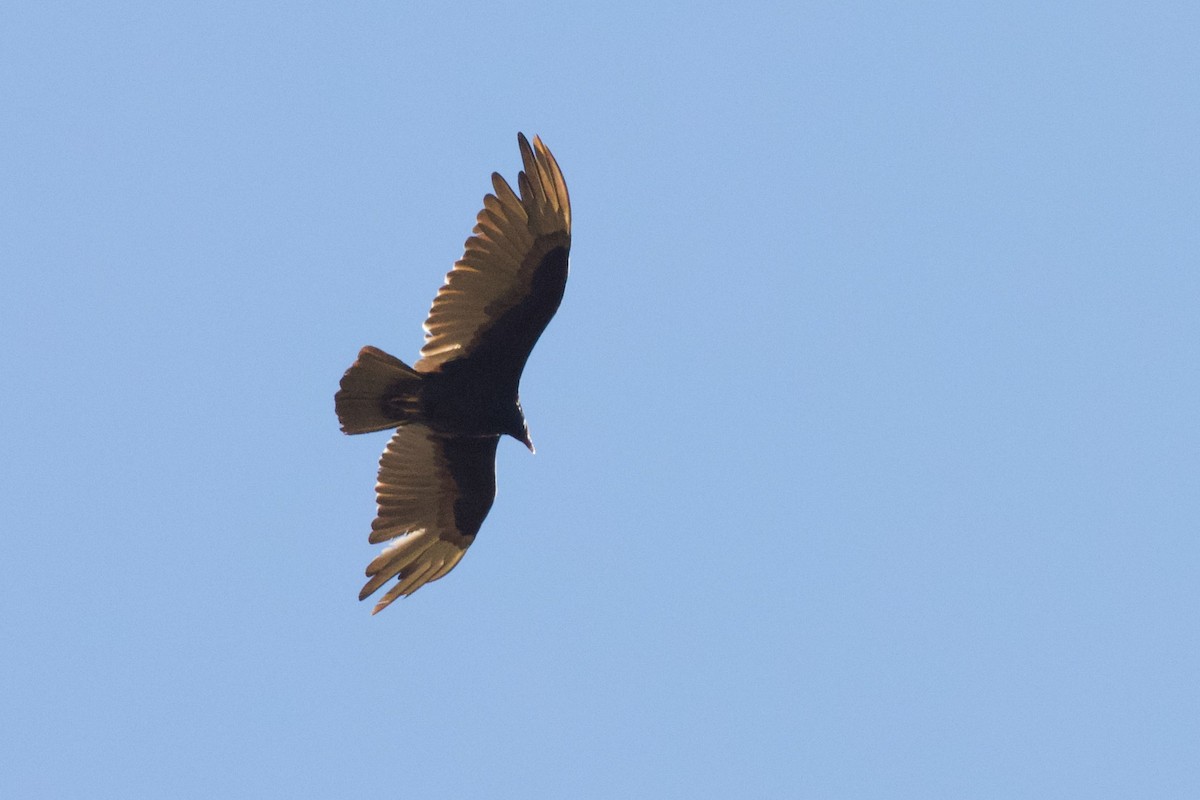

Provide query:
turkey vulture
left=335, top=134, right=571, bottom=613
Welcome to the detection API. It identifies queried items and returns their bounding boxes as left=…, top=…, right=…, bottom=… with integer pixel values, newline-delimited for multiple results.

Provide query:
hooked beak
left=520, top=427, right=535, bottom=454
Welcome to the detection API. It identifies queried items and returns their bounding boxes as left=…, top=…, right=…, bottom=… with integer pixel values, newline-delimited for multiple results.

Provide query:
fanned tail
left=335, top=346, right=424, bottom=434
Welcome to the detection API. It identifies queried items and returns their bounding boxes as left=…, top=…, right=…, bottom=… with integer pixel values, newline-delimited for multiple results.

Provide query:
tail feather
left=335, top=346, right=424, bottom=434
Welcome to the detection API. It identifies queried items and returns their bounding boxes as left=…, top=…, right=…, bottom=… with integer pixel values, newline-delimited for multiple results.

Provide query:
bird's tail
left=335, top=346, right=424, bottom=434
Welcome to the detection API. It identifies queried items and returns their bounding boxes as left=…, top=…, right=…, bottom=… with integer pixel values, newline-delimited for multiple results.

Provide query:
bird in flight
left=335, top=134, right=571, bottom=614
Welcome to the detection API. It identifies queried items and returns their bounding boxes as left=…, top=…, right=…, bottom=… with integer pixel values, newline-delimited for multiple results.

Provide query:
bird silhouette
left=335, top=134, right=571, bottom=613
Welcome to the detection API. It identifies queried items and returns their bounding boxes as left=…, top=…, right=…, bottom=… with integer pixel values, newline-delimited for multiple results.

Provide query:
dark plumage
left=335, top=134, right=571, bottom=613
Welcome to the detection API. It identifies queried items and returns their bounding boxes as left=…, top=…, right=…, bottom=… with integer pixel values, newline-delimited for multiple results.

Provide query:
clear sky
left=3, top=2, right=1198, bottom=797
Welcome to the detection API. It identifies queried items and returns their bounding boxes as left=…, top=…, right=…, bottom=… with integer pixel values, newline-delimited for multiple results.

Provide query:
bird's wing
left=414, top=133, right=571, bottom=386
left=359, top=424, right=498, bottom=613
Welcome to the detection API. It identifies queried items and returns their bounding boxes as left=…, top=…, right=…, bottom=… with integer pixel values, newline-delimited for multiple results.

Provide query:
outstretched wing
left=359, top=424, right=499, bottom=614
left=415, top=133, right=572, bottom=389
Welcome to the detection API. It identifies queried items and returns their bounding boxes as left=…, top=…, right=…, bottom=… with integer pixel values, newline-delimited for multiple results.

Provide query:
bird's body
left=335, top=134, right=570, bottom=613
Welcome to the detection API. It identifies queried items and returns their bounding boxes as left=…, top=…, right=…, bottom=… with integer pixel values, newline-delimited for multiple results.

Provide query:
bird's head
left=509, top=401, right=535, bottom=453
left=518, top=423, right=535, bottom=454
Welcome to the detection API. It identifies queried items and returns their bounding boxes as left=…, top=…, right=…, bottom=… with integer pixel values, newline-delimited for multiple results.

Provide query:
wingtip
left=516, top=132, right=532, bottom=161
left=366, top=589, right=396, bottom=615
left=511, top=132, right=569, bottom=235
left=517, top=133, right=536, bottom=175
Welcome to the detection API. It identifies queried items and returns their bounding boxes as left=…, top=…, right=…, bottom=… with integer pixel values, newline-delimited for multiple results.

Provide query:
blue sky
left=3, top=2, right=1198, bottom=797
